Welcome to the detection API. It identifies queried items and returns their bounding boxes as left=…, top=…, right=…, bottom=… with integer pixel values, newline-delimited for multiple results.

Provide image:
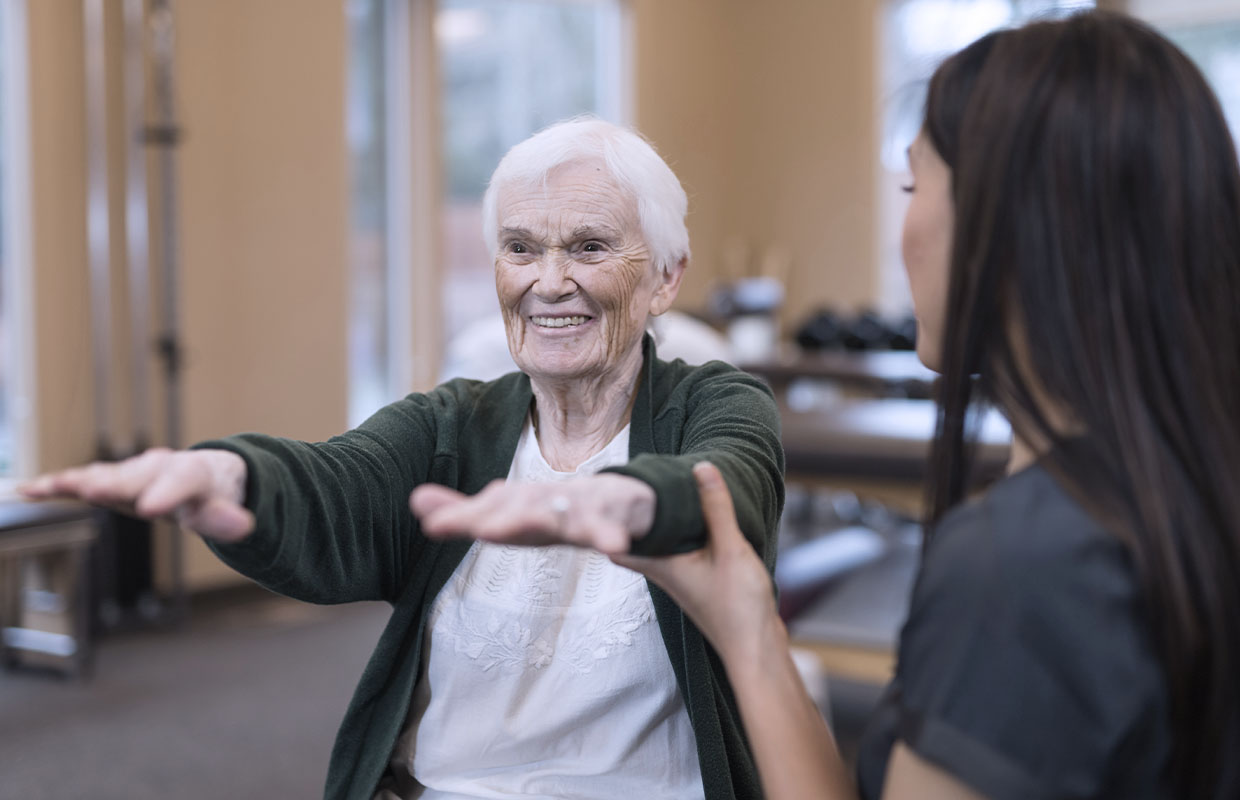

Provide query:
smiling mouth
left=530, top=315, right=592, bottom=329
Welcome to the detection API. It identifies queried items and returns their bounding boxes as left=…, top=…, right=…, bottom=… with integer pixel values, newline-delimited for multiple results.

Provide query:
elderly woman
left=21, top=118, right=783, bottom=800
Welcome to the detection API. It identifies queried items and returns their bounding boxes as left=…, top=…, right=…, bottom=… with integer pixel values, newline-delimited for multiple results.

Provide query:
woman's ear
left=649, top=256, right=688, bottom=316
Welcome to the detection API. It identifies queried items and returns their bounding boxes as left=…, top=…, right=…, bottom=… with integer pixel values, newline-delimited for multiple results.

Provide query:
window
left=0, top=0, right=33, bottom=478
left=346, top=0, right=394, bottom=426
left=437, top=0, right=628, bottom=348
left=1167, top=23, right=1240, bottom=139
left=876, top=0, right=1094, bottom=312
left=1133, top=0, right=1240, bottom=145
left=346, top=0, right=627, bottom=418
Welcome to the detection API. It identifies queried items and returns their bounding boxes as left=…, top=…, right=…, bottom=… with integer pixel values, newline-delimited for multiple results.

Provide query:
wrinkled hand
left=410, top=473, right=655, bottom=556
left=18, top=448, right=255, bottom=542
left=611, top=462, right=779, bottom=662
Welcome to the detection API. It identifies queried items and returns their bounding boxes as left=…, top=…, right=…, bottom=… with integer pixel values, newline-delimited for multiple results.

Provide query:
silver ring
left=550, top=494, right=571, bottom=532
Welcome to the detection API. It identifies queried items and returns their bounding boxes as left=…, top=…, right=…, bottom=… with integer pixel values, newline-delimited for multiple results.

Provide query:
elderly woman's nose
left=531, top=252, right=576, bottom=298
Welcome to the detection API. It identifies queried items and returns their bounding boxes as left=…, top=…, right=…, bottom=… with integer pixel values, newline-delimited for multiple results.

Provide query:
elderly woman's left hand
left=411, top=474, right=656, bottom=555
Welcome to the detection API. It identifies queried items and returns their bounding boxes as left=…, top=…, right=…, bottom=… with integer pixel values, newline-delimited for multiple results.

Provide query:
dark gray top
left=856, top=463, right=1171, bottom=799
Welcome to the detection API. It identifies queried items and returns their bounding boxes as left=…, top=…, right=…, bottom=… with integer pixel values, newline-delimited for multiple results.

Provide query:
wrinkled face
left=494, top=160, right=676, bottom=384
left=901, top=132, right=955, bottom=372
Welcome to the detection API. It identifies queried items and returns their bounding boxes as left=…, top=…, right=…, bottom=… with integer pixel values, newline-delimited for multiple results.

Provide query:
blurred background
left=0, top=0, right=1237, bottom=797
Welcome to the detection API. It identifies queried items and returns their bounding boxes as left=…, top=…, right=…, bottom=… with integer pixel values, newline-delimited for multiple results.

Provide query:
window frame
left=346, top=0, right=632, bottom=418
left=873, top=0, right=1095, bottom=314
left=0, top=0, right=36, bottom=478
left=1128, top=0, right=1240, bottom=28
left=346, top=0, right=442, bottom=426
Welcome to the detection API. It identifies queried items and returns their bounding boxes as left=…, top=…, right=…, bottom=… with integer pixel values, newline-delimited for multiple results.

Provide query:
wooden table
left=740, top=348, right=936, bottom=399
left=779, top=397, right=1011, bottom=485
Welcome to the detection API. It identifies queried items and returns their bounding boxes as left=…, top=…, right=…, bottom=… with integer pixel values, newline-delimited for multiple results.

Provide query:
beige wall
left=727, top=0, right=879, bottom=325
left=176, top=0, right=348, bottom=445
left=24, top=0, right=351, bottom=589
left=630, top=0, right=739, bottom=311
left=28, top=0, right=94, bottom=475
left=173, top=0, right=349, bottom=588
left=634, top=0, right=880, bottom=329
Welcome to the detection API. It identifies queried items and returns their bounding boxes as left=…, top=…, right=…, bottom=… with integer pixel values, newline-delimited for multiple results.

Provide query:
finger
left=586, top=520, right=631, bottom=556
left=17, top=472, right=60, bottom=498
left=608, top=550, right=661, bottom=571
left=73, top=463, right=131, bottom=505
left=410, top=484, right=468, bottom=519
left=78, top=450, right=172, bottom=506
left=134, top=455, right=215, bottom=518
left=480, top=484, right=625, bottom=550
left=421, top=481, right=510, bottom=537
left=692, top=462, right=745, bottom=549
left=21, top=466, right=92, bottom=499
left=469, top=487, right=561, bottom=542
left=20, top=456, right=160, bottom=518
left=42, top=464, right=132, bottom=503
left=179, top=496, right=256, bottom=542
left=23, top=472, right=113, bottom=514
left=105, top=449, right=175, bottom=503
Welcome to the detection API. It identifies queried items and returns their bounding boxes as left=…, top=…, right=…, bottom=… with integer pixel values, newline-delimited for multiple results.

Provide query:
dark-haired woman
left=446, top=11, right=1240, bottom=799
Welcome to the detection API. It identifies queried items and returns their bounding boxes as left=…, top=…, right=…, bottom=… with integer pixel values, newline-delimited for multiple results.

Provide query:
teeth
left=531, top=315, right=589, bottom=328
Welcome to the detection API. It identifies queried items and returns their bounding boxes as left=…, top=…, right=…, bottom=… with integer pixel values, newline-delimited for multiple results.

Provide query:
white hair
left=481, top=117, right=690, bottom=276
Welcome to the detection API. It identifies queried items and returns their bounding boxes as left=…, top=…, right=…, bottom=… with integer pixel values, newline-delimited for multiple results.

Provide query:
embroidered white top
left=390, top=416, right=705, bottom=800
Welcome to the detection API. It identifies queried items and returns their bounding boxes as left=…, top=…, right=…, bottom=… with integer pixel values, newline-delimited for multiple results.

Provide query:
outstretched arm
left=412, top=472, right=655, bottom=555
left=20, top=447, right=254, bottom=542
left=22, top=388, right=449, bottom=604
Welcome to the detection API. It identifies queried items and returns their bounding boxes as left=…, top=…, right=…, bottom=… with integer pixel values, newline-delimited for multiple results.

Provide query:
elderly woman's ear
left=649, top=256, right=689, bottom=317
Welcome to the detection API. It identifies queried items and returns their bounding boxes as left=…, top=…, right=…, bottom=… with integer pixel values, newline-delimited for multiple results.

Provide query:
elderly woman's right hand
left=412, top=472, right=654, bottom=555
left=18, top=448, right=255, bottom=542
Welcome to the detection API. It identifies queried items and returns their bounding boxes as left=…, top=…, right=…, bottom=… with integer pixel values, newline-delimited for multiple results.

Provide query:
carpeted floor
left=0, top=587, right=883, bottom=800
left=0, top=589, right=389, bottom=800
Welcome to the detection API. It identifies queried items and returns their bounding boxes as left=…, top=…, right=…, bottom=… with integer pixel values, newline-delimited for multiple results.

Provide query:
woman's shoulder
left=929, top=462, right=1127, bottom=591
left=890, top=463, right=1172, bottom=798
left=917, top=463, right=1156, bottom=661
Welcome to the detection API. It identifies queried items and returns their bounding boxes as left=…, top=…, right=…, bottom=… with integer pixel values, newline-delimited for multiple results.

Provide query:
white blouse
left=387, top=416, right=704, bottom=800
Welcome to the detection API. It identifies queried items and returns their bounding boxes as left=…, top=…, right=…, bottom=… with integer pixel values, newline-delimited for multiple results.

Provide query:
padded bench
left=0, top=500, right=101, bottom=677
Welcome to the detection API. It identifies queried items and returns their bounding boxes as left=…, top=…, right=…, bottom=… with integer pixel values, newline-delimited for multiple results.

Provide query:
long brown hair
left=924, top=12, right=1240, bottom=797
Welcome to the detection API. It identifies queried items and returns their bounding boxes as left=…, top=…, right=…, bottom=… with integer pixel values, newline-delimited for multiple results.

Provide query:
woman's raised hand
left=612, top=462, right=779, bottom=663
left=18, top=448, right=255, bottom=542
left=410, top=473, right=656, bottom=556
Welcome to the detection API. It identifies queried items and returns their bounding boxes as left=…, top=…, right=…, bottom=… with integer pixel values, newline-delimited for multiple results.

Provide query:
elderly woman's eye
left=582, top=241, right=606, bottom=253
left=507, top=242, right=529, bottom=254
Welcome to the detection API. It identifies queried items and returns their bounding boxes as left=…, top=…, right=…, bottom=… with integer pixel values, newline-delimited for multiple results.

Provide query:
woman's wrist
left=591, top=473, right=656, bottom=539
left=200, top=448, right=249, bottom=507
left=719, top=606, right=791, bottom=681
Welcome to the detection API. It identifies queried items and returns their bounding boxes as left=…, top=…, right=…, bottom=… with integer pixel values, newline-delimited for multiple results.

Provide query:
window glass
left=877, top=0, right=1095, bottom=310
left=346, top=0, right=391, bottom=425
left=437, top=0, right=626, bottom=348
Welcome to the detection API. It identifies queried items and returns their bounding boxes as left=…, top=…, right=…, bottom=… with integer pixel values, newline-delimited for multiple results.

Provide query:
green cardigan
left=198, top=337, right=784, bottom=800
